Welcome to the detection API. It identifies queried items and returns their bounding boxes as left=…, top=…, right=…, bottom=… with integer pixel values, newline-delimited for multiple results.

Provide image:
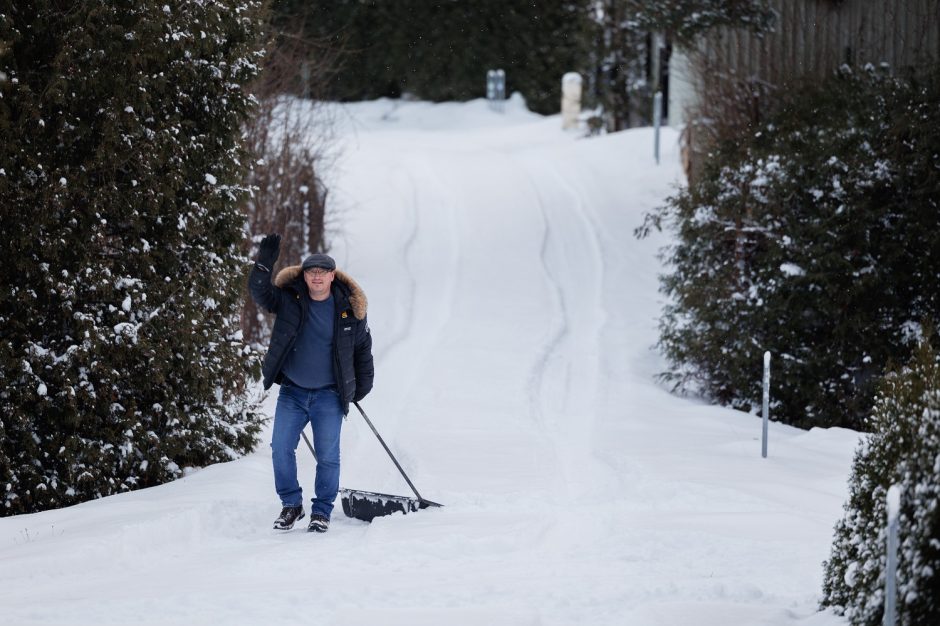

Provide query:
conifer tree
left=821, top=332, right=940, bottom=625
left=279, top=0, right=594, bottom=115
left=0, top=0, right=266, bottom=515
left=639, top=66, right=940, bottom=429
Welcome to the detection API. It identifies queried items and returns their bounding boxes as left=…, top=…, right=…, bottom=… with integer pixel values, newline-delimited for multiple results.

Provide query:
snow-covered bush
left=821, top=333, right=940, bottom=625
left=0, top=1, right=267, bottom=515
left=639, top=65, right=940, bottom=429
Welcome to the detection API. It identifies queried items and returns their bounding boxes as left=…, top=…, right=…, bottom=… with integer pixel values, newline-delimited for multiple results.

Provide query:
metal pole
left=884, top=484, right=900, bottom=626
left=653, top=91, right=662, bottom=164
left=762, top=351, right=770, bottom=458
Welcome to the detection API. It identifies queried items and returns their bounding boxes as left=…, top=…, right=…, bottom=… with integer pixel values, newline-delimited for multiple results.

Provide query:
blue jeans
left=271, top=382, right=344, bottom=519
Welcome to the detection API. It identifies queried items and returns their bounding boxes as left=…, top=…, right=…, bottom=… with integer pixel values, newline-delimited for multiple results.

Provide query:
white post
left=561, top=73, right=583, bottom=130
left=653, top=91, right=663, bottom=164
left=884, top=485, right=900, bottom=626
left=762, top=351, right=770, bottom=458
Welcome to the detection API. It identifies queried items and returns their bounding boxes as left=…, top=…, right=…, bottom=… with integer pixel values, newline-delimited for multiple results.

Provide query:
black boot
left=273, top=506, right=305, bottom=530
left=307, top=514, right=330, bottom=533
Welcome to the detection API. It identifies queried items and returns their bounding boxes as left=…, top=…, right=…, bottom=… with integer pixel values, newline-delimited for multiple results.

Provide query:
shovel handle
left=354, top=401, right=426, bottom=503
left=300, top=429, right=317, bottom=461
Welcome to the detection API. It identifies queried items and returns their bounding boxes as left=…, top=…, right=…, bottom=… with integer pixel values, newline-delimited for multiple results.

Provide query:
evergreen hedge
left=639, top=66, right=940, bottom=429
left=273, top=1, right=772, bottom=123
left=821, top=334, right=940, bottom=625
left=0, top=0, right=266, bottom=515
left=274, top=0, right=594, bottom=115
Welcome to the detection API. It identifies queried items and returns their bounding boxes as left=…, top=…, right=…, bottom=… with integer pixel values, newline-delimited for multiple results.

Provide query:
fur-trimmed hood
left=273, top=265, right=368, bottom=320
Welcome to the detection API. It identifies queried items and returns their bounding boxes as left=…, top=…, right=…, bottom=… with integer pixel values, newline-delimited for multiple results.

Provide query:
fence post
left=884, top=484, right=900, bottom=626
left=762, top=351, right=770, bottom=458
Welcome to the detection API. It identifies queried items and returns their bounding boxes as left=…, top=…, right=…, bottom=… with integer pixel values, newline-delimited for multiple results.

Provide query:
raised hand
left=256, top=233, right=281, bottom=270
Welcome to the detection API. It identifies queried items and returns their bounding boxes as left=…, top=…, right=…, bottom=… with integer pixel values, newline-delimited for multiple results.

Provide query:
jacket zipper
left=272, top=287, right=307, bottom=382
left=332, top=301, right=344, bottom=399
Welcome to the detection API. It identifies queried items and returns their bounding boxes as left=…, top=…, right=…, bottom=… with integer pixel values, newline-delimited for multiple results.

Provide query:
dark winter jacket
left=248, top=263, right=374, bottom=415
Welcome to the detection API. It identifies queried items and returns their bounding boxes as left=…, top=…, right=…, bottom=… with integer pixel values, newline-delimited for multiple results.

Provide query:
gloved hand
left=256, top=233, right=281, bottom=271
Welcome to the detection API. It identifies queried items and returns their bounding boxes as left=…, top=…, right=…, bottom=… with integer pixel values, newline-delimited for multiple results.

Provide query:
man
left=248, top=233, right=374, bottom=532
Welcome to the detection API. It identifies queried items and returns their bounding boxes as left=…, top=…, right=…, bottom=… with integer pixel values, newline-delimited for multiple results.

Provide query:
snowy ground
left=1, top=96, right=859, bottom=625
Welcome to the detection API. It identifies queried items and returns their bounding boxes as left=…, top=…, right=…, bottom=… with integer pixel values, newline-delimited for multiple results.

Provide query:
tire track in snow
left=518, top=167, right=568, bottom=415
left=509, top=154, right=577, bottom=499
left=382, top=155, right=461, bottom=407
left=542, top=159, right=628, bottom=493
left=370, top=163, right=421, bottom=366
left=352, top=153, right=460, bottom=492
left=514, top=152, right=616, bottom=499
left=340, top=159, right=420, bottom=487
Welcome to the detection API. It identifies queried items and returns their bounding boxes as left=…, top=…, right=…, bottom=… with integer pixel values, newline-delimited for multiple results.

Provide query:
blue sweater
left=280, top=294, right=336, bottom=389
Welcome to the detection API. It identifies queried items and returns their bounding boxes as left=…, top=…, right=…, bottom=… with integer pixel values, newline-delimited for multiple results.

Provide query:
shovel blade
left=340, top=488, right=440, bottom=523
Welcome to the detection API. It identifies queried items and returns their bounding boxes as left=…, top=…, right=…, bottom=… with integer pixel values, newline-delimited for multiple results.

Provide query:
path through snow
left=1, top=98, right=858, bottom=626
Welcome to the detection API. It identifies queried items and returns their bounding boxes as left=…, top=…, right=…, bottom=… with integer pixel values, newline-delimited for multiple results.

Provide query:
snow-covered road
left=1, top=98, right=858, bottom=625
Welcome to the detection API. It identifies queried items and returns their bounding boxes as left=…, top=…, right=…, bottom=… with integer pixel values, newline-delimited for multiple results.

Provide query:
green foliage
left=631, top=0, right=774, bottom=46
left=640, top=66, right=940, bottom=429
left=821, top=334, right=940, bottom=625
left=269, top=1, right=773, bottom=123
left=0, top=0, right=266, bottom=515
left=273, top=0, right=596, bottom=115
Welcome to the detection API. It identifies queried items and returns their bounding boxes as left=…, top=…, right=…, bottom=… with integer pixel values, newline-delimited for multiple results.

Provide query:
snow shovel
left=300, top=401, right=442, bottom=522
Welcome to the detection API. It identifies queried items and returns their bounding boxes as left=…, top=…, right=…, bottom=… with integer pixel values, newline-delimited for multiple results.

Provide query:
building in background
left=668, top=0, right=940, bottom=180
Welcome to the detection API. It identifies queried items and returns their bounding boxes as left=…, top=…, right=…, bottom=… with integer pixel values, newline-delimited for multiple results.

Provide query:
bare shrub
left=240, top=23, right=342, bottom=347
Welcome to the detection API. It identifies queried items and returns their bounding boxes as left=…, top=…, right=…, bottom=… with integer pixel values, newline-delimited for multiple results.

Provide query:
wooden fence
left=704, top=0, right=939, bottom=83
left=672, top=0, right=940, bottom=180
